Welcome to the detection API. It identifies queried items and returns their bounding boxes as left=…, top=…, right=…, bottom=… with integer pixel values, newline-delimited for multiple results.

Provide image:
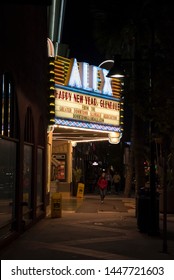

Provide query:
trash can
left=137, top=188, right=159, bottom=235
left=51, top=192, right=62, bottom=218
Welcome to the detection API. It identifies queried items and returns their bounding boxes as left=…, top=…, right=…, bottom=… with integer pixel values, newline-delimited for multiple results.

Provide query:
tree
left=90, top=0, right=174, bottom=197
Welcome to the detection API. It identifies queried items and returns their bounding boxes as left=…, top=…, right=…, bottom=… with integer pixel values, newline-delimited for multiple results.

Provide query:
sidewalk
left=0, top=194, right=174, bottom=260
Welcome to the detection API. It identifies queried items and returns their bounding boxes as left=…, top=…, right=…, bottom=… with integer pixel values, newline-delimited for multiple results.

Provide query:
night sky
left=61, top=0, right=132, bottom=142
left=61, top=0, right=104, bottom=66
left=61, top=0, right=174, bottom=144
left=61, top=0, right=174, bottom=65
left=61, top=0, right=146, bottom=65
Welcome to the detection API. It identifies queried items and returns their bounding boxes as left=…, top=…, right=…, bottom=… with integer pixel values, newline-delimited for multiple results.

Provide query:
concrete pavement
left=0, top=194, right=174, bottom=260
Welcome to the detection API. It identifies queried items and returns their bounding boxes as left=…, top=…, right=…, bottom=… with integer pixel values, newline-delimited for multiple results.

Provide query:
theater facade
left=48, top=55, right=124, bottom=196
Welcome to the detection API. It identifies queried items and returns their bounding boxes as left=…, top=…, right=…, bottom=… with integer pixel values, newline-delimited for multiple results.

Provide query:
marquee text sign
left=55, top=88, right=120, bottom=126
left=54, top=56, right=122, bottom=99
left=54, top=56, right=123, bottom=131
left=65, top=58, right=112, bottom=96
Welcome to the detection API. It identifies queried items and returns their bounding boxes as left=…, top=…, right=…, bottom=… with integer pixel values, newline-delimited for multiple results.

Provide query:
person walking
left=113, top=171, right=121, bottom=194
left=97, top=172, right=108, bottom=203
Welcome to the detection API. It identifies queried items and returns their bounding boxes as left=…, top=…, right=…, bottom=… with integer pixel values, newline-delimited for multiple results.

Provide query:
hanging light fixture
left=108, top=132, right=122, bottom=144
left=106, top=55, right=125, bottom=78
left=109, top=137, right=120, bottom=144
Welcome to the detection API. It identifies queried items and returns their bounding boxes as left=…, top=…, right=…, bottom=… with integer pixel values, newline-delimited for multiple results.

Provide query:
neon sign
left=65, top=58, right=112, bottom=96
left=54, top=55, right=124, bottom=134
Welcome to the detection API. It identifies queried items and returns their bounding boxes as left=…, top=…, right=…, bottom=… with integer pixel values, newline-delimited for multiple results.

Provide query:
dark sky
left=61, top=0, right=174, bottom=66
left=61, top=0, right=104, bottom=65
left=61, top=0, right=133, bottom=142
left=61, top=0, right=149, bottom=65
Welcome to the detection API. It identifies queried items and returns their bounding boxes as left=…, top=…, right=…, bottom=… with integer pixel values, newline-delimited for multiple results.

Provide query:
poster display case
left=52, top=154, right=66, bottom=182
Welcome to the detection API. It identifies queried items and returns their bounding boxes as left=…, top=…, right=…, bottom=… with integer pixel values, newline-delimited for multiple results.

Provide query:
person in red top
left=97, top=172, right=108, bottom=203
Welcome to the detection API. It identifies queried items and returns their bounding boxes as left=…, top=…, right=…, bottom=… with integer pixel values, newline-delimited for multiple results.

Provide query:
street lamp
left=108, top=54, right=159, bottom=236
left=106, top=55, right=125, bottom=78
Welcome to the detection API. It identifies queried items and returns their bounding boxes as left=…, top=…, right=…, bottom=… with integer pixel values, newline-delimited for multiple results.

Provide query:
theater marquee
left=54, top=56, right=123, bottom=133
left=55, top=88, right=120, bottom=126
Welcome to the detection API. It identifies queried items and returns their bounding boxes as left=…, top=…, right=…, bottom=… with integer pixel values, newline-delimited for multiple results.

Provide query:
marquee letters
left=65, top=58, right=112, bottom=96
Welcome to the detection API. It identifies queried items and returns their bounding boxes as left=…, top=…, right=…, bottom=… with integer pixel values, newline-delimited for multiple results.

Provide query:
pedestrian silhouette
left=97, top=172, right=108, bottom=203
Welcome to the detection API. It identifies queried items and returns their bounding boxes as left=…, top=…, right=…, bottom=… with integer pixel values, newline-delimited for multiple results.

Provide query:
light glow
left=92, top=65, right=102, bottom=94
left=92, top=161, right=98, bottom=166
left=57, top=124, right=114, bottom=134
left=109, top=137, right=120, bottom=144
left=79, top=62, right=92, bottom=91
left=56, top=119, right=121, bottom=133
left=110, top=73, right=125, bottom=78
left=65, top=59, right=113, bottom=96
left=53, top=137, right=109, bottom=143
left=101, top=69, right=112, bottom=96
left=108, top=131, right=122, bottom=144
left=55, top=88, right=120, bottom=127
left=66, top=58, right=82, bottom=88
left=71, top=141, right=77, bottom=147
left=108, top=132, right=120, bottom=138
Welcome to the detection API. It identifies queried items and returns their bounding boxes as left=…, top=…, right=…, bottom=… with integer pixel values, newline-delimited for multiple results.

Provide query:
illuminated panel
left=54, top=60, right=64, bottom=85
left=55, top=88, right=120, bottom=128
left=54, top=56, right=123, bottom=134
left=65, top=58, right=82, bottom=88
left=100, top=68, right=112, bottom=96
left=55, top=56, right=70, bottom=85
left=111, top=78, right=122, bottom=98
left=55, top=119, right=120, bottom=132
left=54, top=56, right=121, bottom=98
left=91, top=65, right=102, bottom=94
left=79, top=62, right=92, bottom=91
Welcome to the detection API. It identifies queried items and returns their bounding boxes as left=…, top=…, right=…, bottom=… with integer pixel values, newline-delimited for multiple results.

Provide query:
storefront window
left=36, top=148, right=43, bottom=216
left=23, top=144, right=32, bottom=224
left=0, top=139, right=16, bottom=234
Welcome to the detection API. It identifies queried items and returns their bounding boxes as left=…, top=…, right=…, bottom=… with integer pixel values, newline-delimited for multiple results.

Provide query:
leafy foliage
left=90, top=0, right=174, bottom=138
left=90, top=0, right=174, bottom=193
left=72, top=168, right=82, bottom=183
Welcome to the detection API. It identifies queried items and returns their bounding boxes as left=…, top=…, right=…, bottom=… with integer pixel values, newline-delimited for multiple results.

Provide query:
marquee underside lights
left=55, top=118, right=120, bottom=132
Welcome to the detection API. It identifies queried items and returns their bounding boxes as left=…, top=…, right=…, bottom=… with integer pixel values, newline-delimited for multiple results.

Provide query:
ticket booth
left=53, top=154, right=66, bottom=182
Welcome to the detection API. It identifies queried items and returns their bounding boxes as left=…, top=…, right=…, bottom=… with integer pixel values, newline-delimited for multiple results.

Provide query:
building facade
left=0, top=1, right=51, bottom=248
left=48, top=54, right=123, bottom=196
